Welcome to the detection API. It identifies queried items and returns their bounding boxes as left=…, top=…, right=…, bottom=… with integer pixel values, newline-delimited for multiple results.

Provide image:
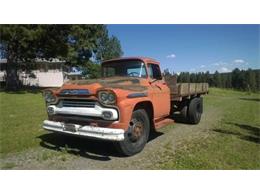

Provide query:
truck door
left=148, top=63, right=171, bottom=118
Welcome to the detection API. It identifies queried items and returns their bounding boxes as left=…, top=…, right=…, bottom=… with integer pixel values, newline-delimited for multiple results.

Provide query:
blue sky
left=107, top=25, right=259, bottom=74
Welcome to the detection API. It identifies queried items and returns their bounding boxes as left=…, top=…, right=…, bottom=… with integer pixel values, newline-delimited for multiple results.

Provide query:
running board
left=154, top=118, right=174, bottom=130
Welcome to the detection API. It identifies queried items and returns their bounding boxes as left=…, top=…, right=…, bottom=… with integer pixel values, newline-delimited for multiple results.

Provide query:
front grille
left=60, top=99, right=96, bottom=108
left=50, top=114, right=113, bottom=126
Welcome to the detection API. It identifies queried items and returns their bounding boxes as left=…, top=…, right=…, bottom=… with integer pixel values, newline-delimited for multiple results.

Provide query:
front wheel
left=114, top=109, right=150, bottom=156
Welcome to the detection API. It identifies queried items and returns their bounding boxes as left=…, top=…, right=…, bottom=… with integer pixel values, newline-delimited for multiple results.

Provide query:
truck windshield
left=102, top=60, right=147, bottom=78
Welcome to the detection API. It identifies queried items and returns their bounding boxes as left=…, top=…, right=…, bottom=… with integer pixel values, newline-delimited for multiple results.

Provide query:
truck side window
left=148, top=64, right=162, bottom=80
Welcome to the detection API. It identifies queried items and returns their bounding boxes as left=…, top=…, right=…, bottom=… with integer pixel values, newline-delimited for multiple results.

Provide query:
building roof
left=0, top=58, right=65, bottom=64
left=64, top=72, right=82, bottom=76
left=35, top=58, right=65, bottom=63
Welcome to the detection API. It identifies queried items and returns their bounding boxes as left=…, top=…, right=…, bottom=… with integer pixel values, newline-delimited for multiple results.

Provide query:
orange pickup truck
left=42, top=57, right=208, bottom=156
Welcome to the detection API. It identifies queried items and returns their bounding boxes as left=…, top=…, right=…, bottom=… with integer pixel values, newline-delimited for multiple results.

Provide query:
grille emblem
left=60, top=89, right=90, bottom=95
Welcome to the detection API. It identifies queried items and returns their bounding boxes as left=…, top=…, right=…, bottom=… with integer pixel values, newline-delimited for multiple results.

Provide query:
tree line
left=0, top=25, right=123, bottom=90
left=164, top=68, right=260, bottom=92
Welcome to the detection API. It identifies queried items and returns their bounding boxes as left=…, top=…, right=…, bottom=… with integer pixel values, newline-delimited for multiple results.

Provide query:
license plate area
left=63, top=123, right=77, bottom=132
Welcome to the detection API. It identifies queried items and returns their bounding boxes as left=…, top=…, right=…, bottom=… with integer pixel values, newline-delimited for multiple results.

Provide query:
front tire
left=114, top=109, right=150, bottom=156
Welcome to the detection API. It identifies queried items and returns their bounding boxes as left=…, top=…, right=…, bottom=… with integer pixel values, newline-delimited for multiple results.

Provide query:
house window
left=39, top=63, right=48, bottom=72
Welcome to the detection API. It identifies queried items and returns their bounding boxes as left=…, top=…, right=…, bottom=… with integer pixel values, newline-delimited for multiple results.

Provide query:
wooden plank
left=170, top=82, right=209, bottom=101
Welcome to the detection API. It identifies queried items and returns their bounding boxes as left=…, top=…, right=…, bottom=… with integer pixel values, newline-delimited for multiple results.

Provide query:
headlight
left=43, top=90, right=56, bottom=103
left=98, top=90, right=116, bottom=105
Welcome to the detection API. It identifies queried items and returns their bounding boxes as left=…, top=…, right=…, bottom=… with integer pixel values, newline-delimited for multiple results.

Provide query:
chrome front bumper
left=42, top=120, right=125, bottom=141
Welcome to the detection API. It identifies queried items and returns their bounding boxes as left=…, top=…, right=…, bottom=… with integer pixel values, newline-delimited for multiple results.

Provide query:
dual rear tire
left=180, top=97, right=203, bottom=124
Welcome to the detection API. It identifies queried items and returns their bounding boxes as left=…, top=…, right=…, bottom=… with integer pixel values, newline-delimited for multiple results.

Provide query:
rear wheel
left=180, top=104, right=188, bottom=120
left=188, top=97, right=203, bottom=124
left=114, top=109, right=150, bottom=156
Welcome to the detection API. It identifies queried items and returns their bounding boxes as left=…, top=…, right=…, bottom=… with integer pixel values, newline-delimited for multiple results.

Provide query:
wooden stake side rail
left=169, top=83, right=209, bottom=101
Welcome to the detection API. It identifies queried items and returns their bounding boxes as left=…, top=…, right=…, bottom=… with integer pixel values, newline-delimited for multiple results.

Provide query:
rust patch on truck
left=67, top=77, right=140, bottom=85
left=67, top=77, right=147, bottom=92
left=101, top=84, right=147, bottom=91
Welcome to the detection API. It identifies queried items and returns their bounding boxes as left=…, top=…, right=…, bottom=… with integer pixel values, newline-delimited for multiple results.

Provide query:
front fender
left=116, top=96, right=153, bottom=129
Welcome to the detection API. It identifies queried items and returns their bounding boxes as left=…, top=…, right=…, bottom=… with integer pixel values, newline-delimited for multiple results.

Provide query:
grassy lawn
left=0, top=90, right=47, bottom=156
left=0, top=88, right=259, bottom=169
left=160, top=88, right=260, bottom=169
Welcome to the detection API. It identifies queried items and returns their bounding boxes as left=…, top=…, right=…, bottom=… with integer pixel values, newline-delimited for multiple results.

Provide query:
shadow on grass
left=38, top=130, right=163, bottom=161
left=3, top=88, right=43, bottom=94
left=239, top=97, right=260, bottom=102
left=230, top=123, right=260, bottom=136
left=171, top=113, right=191, bottom=124
left=1, top=86, right=53, bottom=94
left=212, top=123, right=260, bottom=144
left=149, top=130, right=164, bottom=142
left=38, top=133, right=121, bottom=161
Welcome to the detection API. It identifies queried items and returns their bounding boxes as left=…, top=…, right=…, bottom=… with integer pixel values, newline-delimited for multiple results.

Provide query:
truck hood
left=59, top=77, right=148, bottom=95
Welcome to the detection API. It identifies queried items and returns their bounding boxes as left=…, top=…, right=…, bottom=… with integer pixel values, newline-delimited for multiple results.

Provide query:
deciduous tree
left=0, top=24, right=122, bottom=90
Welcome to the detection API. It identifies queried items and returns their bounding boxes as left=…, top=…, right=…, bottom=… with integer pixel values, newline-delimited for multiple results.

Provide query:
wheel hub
left=128, top=119, right=144, bottom=142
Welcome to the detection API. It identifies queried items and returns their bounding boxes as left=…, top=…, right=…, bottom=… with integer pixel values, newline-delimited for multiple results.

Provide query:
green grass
left=0, top=91, right=47, bottom=156
left=1, top=162, right=16, bottom=169
left=0, top=88, right=259, bottom=169
left=160, top=88, right=260, bottom=169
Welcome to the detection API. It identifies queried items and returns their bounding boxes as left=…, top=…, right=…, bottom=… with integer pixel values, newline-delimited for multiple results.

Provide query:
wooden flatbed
left=170, top=83, right=209, bottom=101
left=165, top=76, right=209, bottom=101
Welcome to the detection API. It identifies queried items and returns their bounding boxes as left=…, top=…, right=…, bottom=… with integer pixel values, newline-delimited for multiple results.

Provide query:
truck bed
left=165, top=76, right=209, bottom=101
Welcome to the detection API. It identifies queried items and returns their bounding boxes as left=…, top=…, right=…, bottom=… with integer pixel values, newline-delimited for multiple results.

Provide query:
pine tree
left=246, top=69, right=256, bottom=92
left=213, top=71, right=221, bottom=87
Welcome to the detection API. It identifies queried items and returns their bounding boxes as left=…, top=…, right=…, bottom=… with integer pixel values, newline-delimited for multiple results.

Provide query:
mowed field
left=0, top=88, right=259, bottom=169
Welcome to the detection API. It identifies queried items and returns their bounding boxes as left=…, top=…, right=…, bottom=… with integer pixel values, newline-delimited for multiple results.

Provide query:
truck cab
left=42, top=57, right=208, bottom=156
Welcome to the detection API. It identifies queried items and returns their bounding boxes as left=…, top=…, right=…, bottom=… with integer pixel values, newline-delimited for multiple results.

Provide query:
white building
left=0, top=58, right=82, bottom=87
